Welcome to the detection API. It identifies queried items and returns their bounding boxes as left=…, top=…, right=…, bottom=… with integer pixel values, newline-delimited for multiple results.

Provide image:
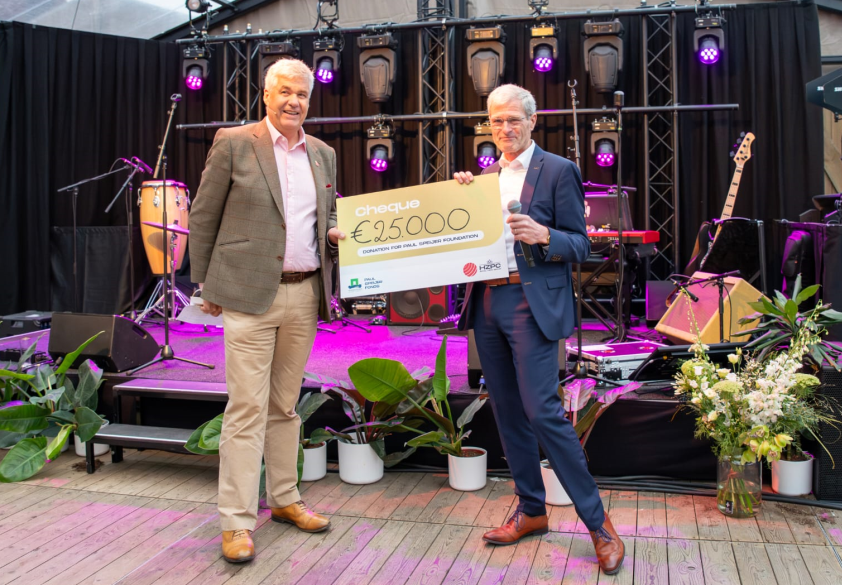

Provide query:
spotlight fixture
left=466, top=26, right=506, bottom=97
left=583, top=19, right=623, bottom=93
left=694, top=15, right=724, bottom=65
left=357, top=33, right=398, bottom=103
left=258, top=41, right=300, bottom=89
left=185, top=0, right=209, bottom=12
left=313, top=37, right=341, bottom=84
left=590, top=117, right=618, bottom=167
left=473, top=121, right=499, bottom=169
left=366, top=124, right=394, bottom=172
left=182, top=45, right=209, bottom=91
left=529, top=25, right=557, bottom=73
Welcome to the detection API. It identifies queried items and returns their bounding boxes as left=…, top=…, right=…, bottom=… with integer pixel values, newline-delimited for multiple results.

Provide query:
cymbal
left=142, top=221, right=190, bottom=236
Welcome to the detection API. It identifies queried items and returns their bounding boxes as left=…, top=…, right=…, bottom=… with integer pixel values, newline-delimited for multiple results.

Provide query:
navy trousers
left=472, top=282, right=605, bottom=530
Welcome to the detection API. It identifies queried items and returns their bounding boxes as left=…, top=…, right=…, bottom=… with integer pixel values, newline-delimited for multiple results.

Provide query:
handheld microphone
left=671, top=279, right=699, bottom=303
left=171, top=93, right=182, bottom=102
left=118, top=157, right=140, bottom=170
left=506, top=200, right=535, bottom=268
left=132, top=157, right=153, bottom=174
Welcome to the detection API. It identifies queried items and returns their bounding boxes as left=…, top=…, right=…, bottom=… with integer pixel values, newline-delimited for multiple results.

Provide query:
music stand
left=130, top=95, right=213, bottom=375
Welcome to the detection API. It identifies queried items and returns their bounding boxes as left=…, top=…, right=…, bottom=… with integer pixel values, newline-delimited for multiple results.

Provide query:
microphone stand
left=104, top=162, right=144, bottom=319
left=679, top=270, right=741, bottom=342
left=58, top=163, right=138, bottom=313
left=612, top=90, right=627, bottom=342
left=561, top=80, right=621, bottom=388
left=130, top=94, right=213, bottom=375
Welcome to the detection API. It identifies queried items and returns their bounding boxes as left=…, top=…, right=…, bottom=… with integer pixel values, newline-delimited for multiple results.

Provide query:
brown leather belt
left=482, top=272, right=521, bottom=287
left=280, top=270, right=318, bottom=284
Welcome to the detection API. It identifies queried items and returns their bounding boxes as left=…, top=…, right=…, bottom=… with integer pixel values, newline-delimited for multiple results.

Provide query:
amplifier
left=0, top=311, right=52, bottom=339
left=814, top=363, right=842, bottom=501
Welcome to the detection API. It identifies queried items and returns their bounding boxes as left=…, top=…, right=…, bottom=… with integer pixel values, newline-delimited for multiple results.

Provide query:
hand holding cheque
left=335, top=174, right=509, bottom=298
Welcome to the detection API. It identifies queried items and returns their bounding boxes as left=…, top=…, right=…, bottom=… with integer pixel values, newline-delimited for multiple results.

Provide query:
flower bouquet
left=673, top=275, right=842, bottom=516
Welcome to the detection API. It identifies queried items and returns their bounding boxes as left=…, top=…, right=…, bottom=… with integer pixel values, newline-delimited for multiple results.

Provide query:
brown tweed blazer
left=189, top=119, right=338, bottom=320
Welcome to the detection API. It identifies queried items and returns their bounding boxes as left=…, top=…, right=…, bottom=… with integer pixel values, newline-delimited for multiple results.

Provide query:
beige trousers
left=217, top=275, right=320, bottom=531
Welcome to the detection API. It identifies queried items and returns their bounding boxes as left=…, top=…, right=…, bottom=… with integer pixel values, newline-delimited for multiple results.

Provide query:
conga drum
left=139, top=181, right=190, bottom=275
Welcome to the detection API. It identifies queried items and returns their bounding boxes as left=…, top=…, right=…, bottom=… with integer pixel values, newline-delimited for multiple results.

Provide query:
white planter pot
left=75, top=420, right=110, bottom=457
left=447, top=447, right=487, bottom=491
left=772, top=458, right=814, bottom=496
left=337, top=440, right=384, bottom=484
left=301, top=443, right=327, bottom=482
left=541, top=460, right=573, bottom=506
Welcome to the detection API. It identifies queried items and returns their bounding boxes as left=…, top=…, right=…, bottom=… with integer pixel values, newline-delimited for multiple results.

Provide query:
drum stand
left=135, top=235, right=192, bottom=324
left=130, top=94, right=213, bottom=375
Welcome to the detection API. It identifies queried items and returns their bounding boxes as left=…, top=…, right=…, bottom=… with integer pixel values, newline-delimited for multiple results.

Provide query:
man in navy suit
left=454, top=84, right=624, bottom=575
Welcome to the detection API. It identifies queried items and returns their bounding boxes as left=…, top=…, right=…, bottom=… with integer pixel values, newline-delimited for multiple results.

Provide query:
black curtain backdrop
left=0, top=1, right=823, bottom=315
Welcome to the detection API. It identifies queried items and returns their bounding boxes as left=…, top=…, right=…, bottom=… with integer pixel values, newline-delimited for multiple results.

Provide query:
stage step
left=87, top=378, right=226, bottom=473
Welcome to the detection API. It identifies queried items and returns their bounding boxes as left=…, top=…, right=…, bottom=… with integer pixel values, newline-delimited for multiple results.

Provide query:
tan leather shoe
left=221, top=529, right=254, bottom=563
left=270, top=500, right=330, bottom=533
left=482, top=509, right=549, bottom=545
left=589, top=514, right=625, bottom=575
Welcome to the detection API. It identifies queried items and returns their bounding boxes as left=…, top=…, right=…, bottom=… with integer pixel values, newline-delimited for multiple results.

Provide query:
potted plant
left=303, top=371, right=420, bottom=485
left=344, top=336, right=489, bottom=491
left=0, top=334, right=107, bottom=482
left=541, top=378, right=640, bottom=505
left=185, top=391, right=333, bottom=484
left=674, top=275, right=842, bottom=516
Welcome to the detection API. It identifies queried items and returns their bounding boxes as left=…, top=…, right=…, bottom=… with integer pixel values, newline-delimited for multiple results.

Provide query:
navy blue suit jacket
left=457, top=145, right=591, bottom=341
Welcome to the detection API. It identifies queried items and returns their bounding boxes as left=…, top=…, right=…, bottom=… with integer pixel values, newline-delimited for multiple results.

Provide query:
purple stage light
left=698, top=37, right=721, bottom=65
left=533, top=45, right=554, bottom=73
left=186, top=74, right=203, bottom=90
left=478, top=155, right=496, bottom=169
left=476, top=142, right=497, bottom=169
left=370, top=158, right=388, bottom=172
left=370, top=144, right=390, bottom=172
left=594, top=138, right=615, bottom=167
left=315, top=57, right=336, bottom=84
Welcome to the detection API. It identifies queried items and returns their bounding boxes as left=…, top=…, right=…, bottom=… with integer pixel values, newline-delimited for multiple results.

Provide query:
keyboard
left=587, top=230, right=660, bottom=244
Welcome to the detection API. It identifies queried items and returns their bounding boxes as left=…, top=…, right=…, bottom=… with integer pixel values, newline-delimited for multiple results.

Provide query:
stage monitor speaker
left=48, top=313, right=160, bottom=372
left=388, top=287, right=455, bottom=325
left=655, top=272, right=763, bottom=345
left=468, top=330, right=566, bottom=388
left=814, top=363, right=842, bottom=501
left=645, top=280, right=674, bottom=324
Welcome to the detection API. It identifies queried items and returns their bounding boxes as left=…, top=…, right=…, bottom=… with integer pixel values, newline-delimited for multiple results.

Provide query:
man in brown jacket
left=190, top=58, right=344, bottom=563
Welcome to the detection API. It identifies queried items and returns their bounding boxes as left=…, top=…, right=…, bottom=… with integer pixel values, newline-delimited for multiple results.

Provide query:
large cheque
left=337, top=174, right=508, bottom=298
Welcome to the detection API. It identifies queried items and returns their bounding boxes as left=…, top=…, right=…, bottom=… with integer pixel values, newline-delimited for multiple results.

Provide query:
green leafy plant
left=558, top=378, right=641, bottom=448
left=303, top=370, right=421, bottom=467
left=0, top=334, right=107, bottom=482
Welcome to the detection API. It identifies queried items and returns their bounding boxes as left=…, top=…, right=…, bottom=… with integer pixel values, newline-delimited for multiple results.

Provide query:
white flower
left=689, top=380, right=698, bottom=389
left=703, top=388, right=716, bottom=399
left=708, top=411, right=719, bottom=421
left=694, top=366, right=704, bottom=376
left=691, top=397, right=701, bottom=404
left=717, top=368, right=730, bottom=378
left=728, top=354, right=739, bottom=364
left=726, top=373, right=738, bottom=382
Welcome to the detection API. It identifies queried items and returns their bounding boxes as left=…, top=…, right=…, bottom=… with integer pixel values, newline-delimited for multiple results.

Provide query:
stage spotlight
left=529, top=25, right=557, bottom=73
left=583, top=19, right=623, bottom=93
left=466, top=26, right=505, bottom=97
left=185, top=0, right=209, bottom=13
left=590, top=117, right=618, bottom=167
left=694, top=16, right=725, bottom=65
left=366, top=124, right=394, bottom=172
left=182, top=45, right=209, bottom=91
left=357, top=33, right=398, bottom=103
left=258, top=41, right=300, bottom=89
left=473, top=121, right=499, bottom=169
left=313, top=37, right=341, bottom=84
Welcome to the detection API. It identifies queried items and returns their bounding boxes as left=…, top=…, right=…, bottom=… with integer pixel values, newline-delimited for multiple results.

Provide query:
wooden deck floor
left=1, top=449, right=842, bottom=585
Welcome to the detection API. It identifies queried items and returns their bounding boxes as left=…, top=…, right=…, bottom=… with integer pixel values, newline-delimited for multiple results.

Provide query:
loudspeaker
left=781, top=230, right=815, bottom=298
left=655, top=272, right=763, bottom=345
left=467, top=330, right=566, bottom=388
left=48, top=313, right=160, bottom=372
left=645, top=280, right=674, bottom=323
left=387, top=287, right=455, bottom=325
left=0, top=311, right=52, bottom=339
left=814, top=363, right=842, bottom=501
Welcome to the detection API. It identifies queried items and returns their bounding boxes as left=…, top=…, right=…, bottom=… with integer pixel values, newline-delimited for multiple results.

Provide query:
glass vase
left=717, top=456, right=761, bottom=518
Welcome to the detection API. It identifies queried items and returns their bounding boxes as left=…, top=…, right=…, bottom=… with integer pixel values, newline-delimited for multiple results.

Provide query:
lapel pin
left=315, top=160, right=321, bottom=167
left=326, top=184, right=332, bottom=188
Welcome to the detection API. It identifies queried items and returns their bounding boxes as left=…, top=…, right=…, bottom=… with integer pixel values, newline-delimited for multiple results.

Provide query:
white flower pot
left=75, top=420, right=110, bottom=457
left=301, top=443, right=327, bottom=482
left=337, top=439, right=384, bottom=484
left=447, top=447, right=487, bottom=491
left=772, top=458, right=814, bottom=496
left=541, top=460, right=573, bottom=506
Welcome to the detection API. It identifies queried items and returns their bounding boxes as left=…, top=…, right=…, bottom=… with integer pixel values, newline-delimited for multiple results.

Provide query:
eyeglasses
left=489, top=117, right=526, bottom=129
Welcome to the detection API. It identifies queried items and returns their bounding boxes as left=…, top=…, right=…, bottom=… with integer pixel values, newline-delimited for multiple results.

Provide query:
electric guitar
left=684, top=132, right=755, bottom=275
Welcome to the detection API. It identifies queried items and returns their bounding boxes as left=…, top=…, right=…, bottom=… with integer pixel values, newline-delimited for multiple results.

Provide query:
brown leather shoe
left=589, top=514, right=625, bottom=575
left=270, top=500, right=330, bottom=533
left=221, top=529, right=254, bottom=563
left=482, top=509, right=549, bottom=545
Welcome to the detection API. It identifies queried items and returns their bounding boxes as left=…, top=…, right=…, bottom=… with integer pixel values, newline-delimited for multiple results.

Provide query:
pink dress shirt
left=266, top=119, right=320, bottom=272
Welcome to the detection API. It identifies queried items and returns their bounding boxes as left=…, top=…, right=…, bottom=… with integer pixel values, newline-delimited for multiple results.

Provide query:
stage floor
left=2, top=448, right=841, bottom=585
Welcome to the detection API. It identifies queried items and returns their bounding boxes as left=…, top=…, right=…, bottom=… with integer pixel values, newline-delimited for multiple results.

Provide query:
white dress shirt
left=266, top=119, right=320, bottom=272
left=498, top=140, right=536, bottom=272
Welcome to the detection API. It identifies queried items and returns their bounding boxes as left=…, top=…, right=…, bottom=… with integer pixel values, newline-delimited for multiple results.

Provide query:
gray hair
left=264, top=58, right=315, bottom=94
left=487, top=84, right=537, bottom=118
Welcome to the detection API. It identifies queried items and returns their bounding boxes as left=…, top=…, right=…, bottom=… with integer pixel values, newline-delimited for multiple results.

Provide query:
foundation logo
left=463, top=263, right=478, bottom=277
left=348, top=278, right=362, bottom=289
left=478, top=260, right=502, bottom=273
